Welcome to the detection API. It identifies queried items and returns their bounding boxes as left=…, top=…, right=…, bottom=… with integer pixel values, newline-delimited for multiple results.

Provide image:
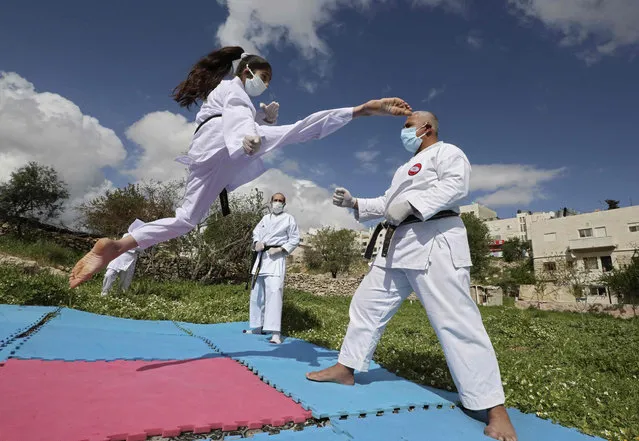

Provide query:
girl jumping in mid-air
left=69, top=45, right=412, bottom=288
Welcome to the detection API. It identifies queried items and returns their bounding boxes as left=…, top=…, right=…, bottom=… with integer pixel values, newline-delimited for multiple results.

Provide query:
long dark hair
left=172, top=46, right=272, bottom=109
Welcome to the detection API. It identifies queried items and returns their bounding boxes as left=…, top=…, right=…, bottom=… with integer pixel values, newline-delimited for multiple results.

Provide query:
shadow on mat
left=222, top=339, right=337, bottom=368
left=136, top=353, right=219, bottom=371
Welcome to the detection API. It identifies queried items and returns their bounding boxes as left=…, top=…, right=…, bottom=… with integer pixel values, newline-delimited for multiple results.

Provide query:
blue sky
left=1, top=0, right=638, bottom=229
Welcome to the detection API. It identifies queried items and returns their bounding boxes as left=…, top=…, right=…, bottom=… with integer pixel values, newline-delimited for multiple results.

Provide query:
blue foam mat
left=180, top=321, right=454, bottom=418
left=0, top=305, right=57, bottom=344
left=12, top=325, right=219, bottom=361
left=51, top=307, right=186, bottom=335
left=331, top=407, right=605, bottom=441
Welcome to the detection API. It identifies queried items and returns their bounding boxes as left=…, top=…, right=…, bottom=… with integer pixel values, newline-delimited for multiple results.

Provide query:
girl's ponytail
left=172, top=46, right=244, bottom=109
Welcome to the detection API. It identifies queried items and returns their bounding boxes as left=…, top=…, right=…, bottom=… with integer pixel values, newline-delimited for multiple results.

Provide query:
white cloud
left=298, top=79, right=319, bottom=93
left=124, top=111, right=194, bottom=183
left=354, top=150, right=381, bottom=162
left=215, top=0, right=468, bottom=78
left=234, top=168, right=362, bottom=232
left=424, top=85, right=446, bottom=103
left=0, top=72, right=126, bottom=225
left=281, top=159, right=301, bottom=173
left=354, top=139, right=382, bottom=173
left=508, top=0, right=639, bottom=63
left=470, top=164, right=565, bottom=207
left=466, top=34, right=483, bottom=49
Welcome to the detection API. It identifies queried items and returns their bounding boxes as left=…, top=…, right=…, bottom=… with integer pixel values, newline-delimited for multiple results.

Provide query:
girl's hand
left=353, top=98, right=413, bottom=118
left=260, top=101, right=279, bottom=124
left=242, top=135, right=262, bottom=155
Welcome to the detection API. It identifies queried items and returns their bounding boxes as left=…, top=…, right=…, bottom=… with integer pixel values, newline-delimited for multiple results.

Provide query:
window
left=543, top=261, right=557, bottom=271
left=589, top=286, right=607, bottom=296
left=600, top=255, right=613, bottom=272
left=629, top=222, right=639, bottom=233
left=594, top=227, right=607, bottom=238
left=579, top=228, right=593, bottom=238
left=583, top=257, right=599, bottom=270
left=544, top=233, right=557, bottom=242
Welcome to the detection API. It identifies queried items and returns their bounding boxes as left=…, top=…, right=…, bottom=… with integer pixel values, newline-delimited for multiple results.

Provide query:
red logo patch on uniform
left=408, top=163, right=422, bottom=176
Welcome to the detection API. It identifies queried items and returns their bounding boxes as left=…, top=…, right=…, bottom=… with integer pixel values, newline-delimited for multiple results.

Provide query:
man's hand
left=267, top=247, right=284, bottom=257
left=242, top=135, right=262, bottom=155
left=386, top=200, right=415, bottom=226
left=333, top=187, right=356, bottom=208
left=260, top=101, right=279, bottom=124
left=254, top=241, right=265, bottom=252
left=353, top=98, right=412, bottom=118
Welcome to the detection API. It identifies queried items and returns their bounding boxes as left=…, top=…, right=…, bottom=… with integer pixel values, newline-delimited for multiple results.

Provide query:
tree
left=605, top=199, right=620, bottom=210
left=76, top=180, right=184, bottom=237
left=305, top=227, right=359, bottom=278
left=201, top=188, right=268, bottom=280
left=0, top=162, right=69, bottom=234
left=502, top=237, right=531, bottom=263
left=460, top=212, right=492, bottom=281
left=497, top=258, right=536, bottom=296
left=601, top=251, right=639, bottom=305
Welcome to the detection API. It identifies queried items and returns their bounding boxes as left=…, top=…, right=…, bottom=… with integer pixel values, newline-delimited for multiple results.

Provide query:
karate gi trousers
left=337, top=236, right=506, bottom=411
left=101, top=266, right=135, bottom=295
left=249, top=275, right=285, bottom=332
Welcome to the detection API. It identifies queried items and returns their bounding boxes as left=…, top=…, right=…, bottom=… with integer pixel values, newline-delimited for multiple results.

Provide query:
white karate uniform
left=130, top=75, right=353, bottom=250
left=101, top=249, right=140, bottom=294
left=338, top=141, right=505, bottom=411
left=249, top=212, right=300, bottom=332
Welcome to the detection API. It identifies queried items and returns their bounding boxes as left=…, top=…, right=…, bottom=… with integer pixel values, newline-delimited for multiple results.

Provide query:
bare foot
left=485, top=405, right=517, bottom=441
left=306, top=363, right=355, bottom=385
left=354, top=98, right=413, bottom=118
left=69, top=238, right=121, bottom=289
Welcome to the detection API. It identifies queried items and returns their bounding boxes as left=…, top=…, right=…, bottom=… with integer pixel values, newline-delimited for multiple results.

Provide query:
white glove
left=254, top=242, right=265, bottom=252
left=260, top=101, right=279, bottom=124
left=267, top=247, right=284, bottom=257
left=386, top=200, right=415, bottom=226
left=242, top=135, right=262, bottom=155
left=333, top=187, right=356, bottom=208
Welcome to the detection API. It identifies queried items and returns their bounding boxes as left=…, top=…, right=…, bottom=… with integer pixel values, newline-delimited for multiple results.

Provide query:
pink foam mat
left=0, top=358, right=312, bottom=441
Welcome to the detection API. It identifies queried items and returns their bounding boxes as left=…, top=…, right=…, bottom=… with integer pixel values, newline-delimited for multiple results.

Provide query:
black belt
left=194, top=114, right=230, bottom=217
left=364, top=210, right=459, bottom=260
left=246, top=245, right=278, bottom=290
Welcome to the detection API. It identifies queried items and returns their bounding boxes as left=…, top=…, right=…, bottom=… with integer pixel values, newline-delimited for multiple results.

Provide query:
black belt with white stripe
left=364, top=210, right=459, bottom=260
left=194, top=114, right=230, bottom=216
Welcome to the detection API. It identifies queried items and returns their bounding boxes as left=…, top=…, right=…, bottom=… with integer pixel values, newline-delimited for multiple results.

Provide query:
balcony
left=568, top=236, right=616, bottom=251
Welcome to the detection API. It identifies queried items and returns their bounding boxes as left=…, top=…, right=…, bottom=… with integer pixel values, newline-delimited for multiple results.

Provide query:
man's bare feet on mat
left=485, top=405, right=517, bottom=441
left=306, top=363, right=355, bottom=385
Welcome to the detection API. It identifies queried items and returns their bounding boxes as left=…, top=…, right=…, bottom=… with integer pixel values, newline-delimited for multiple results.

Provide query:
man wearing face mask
left=306, top=112, right=517, bottom=441
left=244, top=193, right=300, bottom=344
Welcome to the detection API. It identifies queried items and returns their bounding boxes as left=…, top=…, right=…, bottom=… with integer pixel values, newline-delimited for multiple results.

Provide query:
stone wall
left=284, top=273, right=364, bottom=296
left=515, top=300, right=638, bottom=319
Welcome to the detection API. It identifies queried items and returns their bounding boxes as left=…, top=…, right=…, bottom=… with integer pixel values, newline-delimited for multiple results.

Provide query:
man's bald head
left=411, top=111, right=439, bottom=136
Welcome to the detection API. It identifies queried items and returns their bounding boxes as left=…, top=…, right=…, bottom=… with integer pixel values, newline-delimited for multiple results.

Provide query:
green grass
left=0, top=235, right=84, bottom=268
left=0, top=263, right=637, bottom=441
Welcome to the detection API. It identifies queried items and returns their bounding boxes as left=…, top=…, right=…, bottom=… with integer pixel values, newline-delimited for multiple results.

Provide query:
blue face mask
left=400, top=125, right=427, bottom=153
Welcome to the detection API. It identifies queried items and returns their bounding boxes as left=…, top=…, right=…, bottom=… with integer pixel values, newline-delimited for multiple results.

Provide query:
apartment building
left=355, top=227, right=386, bottom=257
left=460, top=203, right=497, bottom=221
left=528, top=205, right=639, bottom=299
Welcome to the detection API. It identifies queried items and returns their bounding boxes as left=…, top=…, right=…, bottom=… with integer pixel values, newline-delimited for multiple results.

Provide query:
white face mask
left=245, top=67, right=267, bottom=97
left=271, top=201, right=284, bottom=214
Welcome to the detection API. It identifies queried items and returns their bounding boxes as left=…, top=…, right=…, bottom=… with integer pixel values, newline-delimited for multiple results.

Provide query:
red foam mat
left=0, top=358, right=311, bottom=441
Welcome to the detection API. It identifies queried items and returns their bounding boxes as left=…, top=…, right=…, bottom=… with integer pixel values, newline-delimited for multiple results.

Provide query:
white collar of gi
left=412, top=140, right=443, bottom=158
